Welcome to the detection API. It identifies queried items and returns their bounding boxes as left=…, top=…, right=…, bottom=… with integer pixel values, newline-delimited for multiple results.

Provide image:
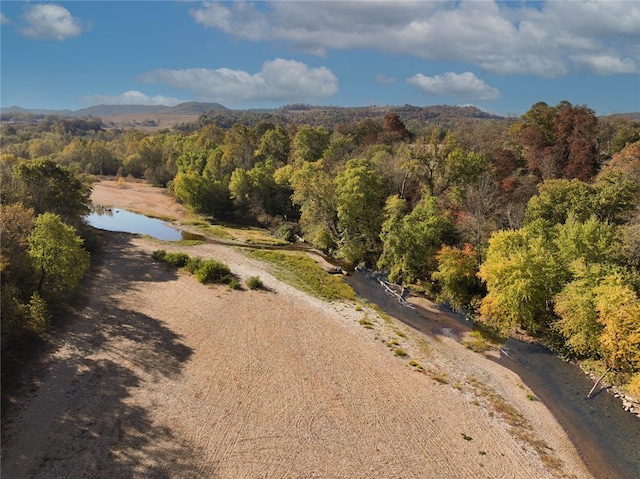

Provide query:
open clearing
left=1, top=179, right=592, bottom=478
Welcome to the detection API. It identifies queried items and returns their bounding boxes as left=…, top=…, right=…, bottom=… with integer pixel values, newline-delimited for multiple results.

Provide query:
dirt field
left=1, top=179, right=593, bottom=478
left=101, top=113, right=198, bottom=132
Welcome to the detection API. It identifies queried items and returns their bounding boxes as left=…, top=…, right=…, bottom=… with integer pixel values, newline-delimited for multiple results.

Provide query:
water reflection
left=87, top=206, right=183, bottom=241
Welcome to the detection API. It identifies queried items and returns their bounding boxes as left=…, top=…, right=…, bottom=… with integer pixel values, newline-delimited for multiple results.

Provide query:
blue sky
left=1, top=1, right=639, bottom=116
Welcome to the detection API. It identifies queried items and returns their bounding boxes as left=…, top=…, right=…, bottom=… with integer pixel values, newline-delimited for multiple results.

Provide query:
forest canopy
left=2, top=101, right=639, bottom=396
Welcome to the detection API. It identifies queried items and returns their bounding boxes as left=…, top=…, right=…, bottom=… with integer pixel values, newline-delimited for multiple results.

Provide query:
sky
left=1, top=0, right=639, bottom=116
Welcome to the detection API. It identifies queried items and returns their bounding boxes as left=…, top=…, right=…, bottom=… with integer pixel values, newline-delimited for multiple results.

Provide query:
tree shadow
left=2, top=357, right=216, bottom=478
left=2, top=231, right=218, bottom=478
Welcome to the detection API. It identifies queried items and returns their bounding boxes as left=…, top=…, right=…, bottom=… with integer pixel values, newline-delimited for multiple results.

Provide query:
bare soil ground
left=101, top=113, right=197, bottom=132
left=1, top=179, right=593, bottom=478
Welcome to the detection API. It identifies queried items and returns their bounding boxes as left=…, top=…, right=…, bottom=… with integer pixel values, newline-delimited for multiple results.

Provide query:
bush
left=246, top=275, right=264, bottom=290
left=228, top=277, right=242, bottom=290
left=152, top=250, right=190, bottom=267
left=194, top=259, right=232, bottom=284
left=184, top=256, right=204, bottom=274
left=163, top=252, right=190, bottom=267
left=152, top=249, right=167, bottom=261
left=276, top=223, right=298, bottom=243
left=26, top=292, right=50, bottom=334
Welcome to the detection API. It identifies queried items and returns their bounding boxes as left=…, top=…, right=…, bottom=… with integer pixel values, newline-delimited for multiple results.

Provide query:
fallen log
left=587, top=369, right=610, bottom=399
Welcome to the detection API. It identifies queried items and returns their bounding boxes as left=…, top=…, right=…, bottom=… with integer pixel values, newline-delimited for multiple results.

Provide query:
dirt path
left=1, top=179, right=593, bottom=478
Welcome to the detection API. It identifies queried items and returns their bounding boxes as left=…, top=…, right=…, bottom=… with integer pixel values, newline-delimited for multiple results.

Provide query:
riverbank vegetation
left=2, top=101, right=639, bottom=397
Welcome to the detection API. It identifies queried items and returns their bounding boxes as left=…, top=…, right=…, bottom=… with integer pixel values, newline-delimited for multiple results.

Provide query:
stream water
left=87, top=206, right=193, bottom=241
left=345, top=270, right=640, bottom=479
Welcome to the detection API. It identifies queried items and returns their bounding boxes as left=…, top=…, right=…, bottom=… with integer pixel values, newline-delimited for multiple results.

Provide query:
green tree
left=553, top=261, right=607, bottom=357
left=335, top=158, right=386, bottom=263
left=255, top=126, right=291, bottom=166
left=378, top=194, right=453, bottom=283
left=0, top=203, right=36, bottom=285
left=13, top=158, right=91, bottom=227
left=525, top=175, right=638, bottom=227
left=595, top=274, right=640, bottom=372
left=293, top=126, right=331, bottom=162
left=228, top=167, right=253, bottom=218
left=290, top=160, right=339, bottom=250
left=221, top=123, right=259, bottom=173
left=432, top=244, right=480, bottom=311
left=524, top=179, right=592, bottom=226
left=0, top=204, right=37, bottom=343
left=377, top=195, right=409, bottom=280
left=172, top=170, right=231, bottom=219
left=478, top=226, right=566, bottom=334
left=61, top=138, right=120, bottom=175
left=28, top=213, right=90, bottom=298
left=553, top=214, right=617, bottom=266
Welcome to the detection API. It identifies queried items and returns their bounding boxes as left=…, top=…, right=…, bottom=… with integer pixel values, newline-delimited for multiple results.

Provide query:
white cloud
left=375, top=74, right=396, bottom=85
left=80, top=91, right=183, bottom=107
left=20, top=4, right=89, bottom=40
left=570, top=54, right=637, bottom=75
left=138, top=59, right=338, bottom=104
left=1, top=13, right=10, bottom=25
left=189, top=0, right=640, bottom=77
left=407, top=72, right=500, bottom=102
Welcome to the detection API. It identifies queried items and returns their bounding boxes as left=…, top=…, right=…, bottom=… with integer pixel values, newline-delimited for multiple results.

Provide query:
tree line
left=1, top=101, right=639, bottom=397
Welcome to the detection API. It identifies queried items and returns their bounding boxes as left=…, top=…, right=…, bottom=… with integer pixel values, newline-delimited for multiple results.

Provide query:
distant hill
left=3, top=102, right=638, bottom=133
left=191, top=103, right=508, bottom=131
left=602, top=112, right=640, bottom=121
left=1, top=105, right=76, bottom=116
left=1, top=102, right=228, bottom=117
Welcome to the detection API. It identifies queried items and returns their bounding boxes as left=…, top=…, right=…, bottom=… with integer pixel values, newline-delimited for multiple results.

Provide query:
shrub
left=152, top=249, right=167, bottom=261
left=152, top=250, right=191, bottom=267
left=276, top=223, right=298, bottom=242
left=26, top=292, right=50, bottom=334
left=624, top=373, right=640, bottom=400
left=228, top=277, right=242, bottom=290
left=163, top=252, right=190, bottom=267
left=185, top=256, right=204, bottom=274
left=194, top=259, right=232, bottom=284
left=246, top=275, right=264, bottom=290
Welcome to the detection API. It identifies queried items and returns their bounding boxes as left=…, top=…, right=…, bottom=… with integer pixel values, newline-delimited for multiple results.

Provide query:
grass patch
left=359, top=317, right=374, bottom=327
left=526, top=393, right=539, bottom=401
left=462, top=330, right=494, bottom=353
left=467, top=376, right=563, bottom=472
left=371, top=306, right=393, bottom=324
left=385, top=339, right=399, bottom=348
left=393, top=348, right=408, bottom=357
left=462, top=324, right=507, bottom=353
left=408, top=360, right=424, bottom=372
left=431, top=372, right=449, bottom=384
left=247, top=250, right=355, bottom=302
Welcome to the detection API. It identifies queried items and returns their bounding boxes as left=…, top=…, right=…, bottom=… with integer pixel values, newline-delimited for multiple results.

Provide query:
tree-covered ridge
left=1, top=100, right=639, bottom=397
